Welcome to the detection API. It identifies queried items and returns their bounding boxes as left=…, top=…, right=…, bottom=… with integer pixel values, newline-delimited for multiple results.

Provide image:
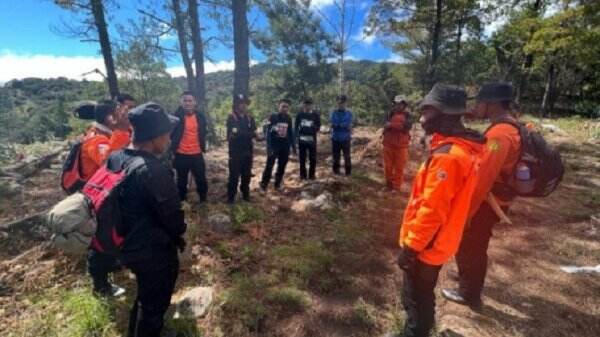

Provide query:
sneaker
left=441, top=288, right=482, bottom=310
left=95, top=283, right=126, bottom=298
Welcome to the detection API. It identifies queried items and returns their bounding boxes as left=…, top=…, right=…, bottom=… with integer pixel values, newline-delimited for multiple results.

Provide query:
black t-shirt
left=295, top=110, right=321, bottom=143
left=267, top=112, right=294, bottom=152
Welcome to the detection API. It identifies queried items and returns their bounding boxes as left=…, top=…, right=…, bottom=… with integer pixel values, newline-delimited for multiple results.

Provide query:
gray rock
left=174, top=286, right=214, bottom=319
left=291, top=192, right=333, bottom=212
left=208, top=213, right=232, bottom=233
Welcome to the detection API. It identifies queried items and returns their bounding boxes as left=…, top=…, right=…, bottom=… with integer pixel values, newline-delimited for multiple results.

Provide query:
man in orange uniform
left=80, top=97, right=134, bottom=180
left=442, top=82, right=521, bottom=308
left=389, top=84, right=485, bottom=337
left=81, top=95, right=136, bottom=297
left=171, top=91, right=209, bottom=203
left=382, top=95, right=412, bottom=191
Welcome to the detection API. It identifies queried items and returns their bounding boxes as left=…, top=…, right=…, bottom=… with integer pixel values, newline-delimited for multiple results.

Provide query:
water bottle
left=515, top=162, right=535, bottom=194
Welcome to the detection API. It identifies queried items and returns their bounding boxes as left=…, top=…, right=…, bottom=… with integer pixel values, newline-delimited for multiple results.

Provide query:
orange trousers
left=383, top=146, right=409, bottom=190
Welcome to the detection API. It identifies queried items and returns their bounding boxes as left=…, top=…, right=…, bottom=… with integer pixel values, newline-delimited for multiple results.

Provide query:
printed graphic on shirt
left=300, top=119, right=314, bottom=128
left=488, top=140, right=501, bottom=152
left=299, top=135, right=314, bottom=143
left=232, top=127, right=238, bottom=134
left=275, top=122, right=288, bottom=138
left=98, top=144, right=109, bottom=157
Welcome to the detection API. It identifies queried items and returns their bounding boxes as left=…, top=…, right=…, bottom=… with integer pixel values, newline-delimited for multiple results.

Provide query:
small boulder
left=208, top=213, right=232, bottom=233
left=174, top=286, right=214, bottom=319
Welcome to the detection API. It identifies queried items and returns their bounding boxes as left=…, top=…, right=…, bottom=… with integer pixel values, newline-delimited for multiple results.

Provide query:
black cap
left=128, top=102, right=179, bottom=143
left=476, top=82, right=514, bottom=102
left=336, top=95, right=348, bottom=103
left=303, top=97, right=314, bottom=104
left=418, top=83, right=467, bottom=115
left=234, top=93, right=251, bottom=104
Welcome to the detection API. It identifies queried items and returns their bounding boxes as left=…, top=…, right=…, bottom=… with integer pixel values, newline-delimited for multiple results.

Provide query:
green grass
left=230, top=203, right=264, bottom=232
left=271, top=241, right=334, bottom=286
left=352, top=297, right=377, bottom=328
left=221, top=274, right=268, bottom=332
left=9, top=287, right=118, bottom=337
left=265, top=286, right=312, bottom=312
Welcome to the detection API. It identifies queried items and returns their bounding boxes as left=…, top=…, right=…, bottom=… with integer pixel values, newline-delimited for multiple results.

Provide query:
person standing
left=226, top=94, right=257, bottom=203
left=389, top=84, right=485, bottom=337
left=295, top=97, right=321, bottom=180
left=81, top=98, right=135, bottom=297
left=106, top=102, right=186, bottom=337
left=382, top=95, right=412, bottom=191
left=330, top=95, right=353, bottom=175
left=442, top=82, right=522, bottom=309
left=170, top=91, right=208, bottom=203
left=260, top=98, right=296, bottom=191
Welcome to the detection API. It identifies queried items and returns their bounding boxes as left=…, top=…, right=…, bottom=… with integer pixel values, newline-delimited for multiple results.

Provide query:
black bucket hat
left=476, top=82, right=514, bottom=102
left=418, top=83, right=467, bottom=115
left=128, top=102, right=179, bottom=143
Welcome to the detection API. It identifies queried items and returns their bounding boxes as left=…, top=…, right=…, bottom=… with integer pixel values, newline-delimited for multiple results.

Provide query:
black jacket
left=226, top=111, right=257, bottom=157
left=295, top=110, right=321, bottom=144
left=106, top=149, right=186, bottom=265
left=170, top=107, right=208, bottom=153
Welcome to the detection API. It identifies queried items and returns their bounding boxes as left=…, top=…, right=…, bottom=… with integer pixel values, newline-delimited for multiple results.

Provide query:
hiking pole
left=486, top=193, right=512, bottom=225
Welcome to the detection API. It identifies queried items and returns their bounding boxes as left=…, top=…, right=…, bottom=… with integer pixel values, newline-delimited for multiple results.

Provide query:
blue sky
left=0, top=0, right=397, bottom=82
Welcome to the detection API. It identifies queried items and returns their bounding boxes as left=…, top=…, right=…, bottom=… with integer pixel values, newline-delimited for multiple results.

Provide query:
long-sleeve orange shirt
left=468, top=122, right=521, bottom=217
left=399, top=133, right=485, bottom=266
left=80, top=123, right=131, bottom=180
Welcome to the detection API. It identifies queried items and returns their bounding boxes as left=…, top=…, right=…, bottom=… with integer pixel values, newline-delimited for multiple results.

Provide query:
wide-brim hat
left=476, top=82, right=514, bottom=102
left=129, top=102, right=179, bottom=143
left=418, top=83, right=467, bottom=115
left=393, top=95, right=407, bottom=104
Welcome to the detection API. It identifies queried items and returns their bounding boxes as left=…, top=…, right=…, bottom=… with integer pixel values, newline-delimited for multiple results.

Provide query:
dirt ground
left=0, top=126, right=599, bottom=337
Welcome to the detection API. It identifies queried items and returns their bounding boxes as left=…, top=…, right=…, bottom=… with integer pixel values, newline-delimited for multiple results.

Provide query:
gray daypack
left=46, top=192, right=96, bottom=255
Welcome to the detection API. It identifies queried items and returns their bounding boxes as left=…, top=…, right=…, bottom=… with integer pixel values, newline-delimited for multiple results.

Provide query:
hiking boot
left=95, top=283, right=126, bottom=298
left=441, top=288, right=482, bottom=310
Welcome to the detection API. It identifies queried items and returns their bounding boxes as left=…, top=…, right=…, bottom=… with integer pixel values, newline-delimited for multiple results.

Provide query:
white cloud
left=166, top=60, right=258, bottom=77
left=0, top=51, right=258, bottom=82
left=353, top=28, right=376, bottom=45
left=385, top=54, right=404, bottom=63
left=0, top=50, right=106, bottom=82
left=310, top=0, right=335, bottom=8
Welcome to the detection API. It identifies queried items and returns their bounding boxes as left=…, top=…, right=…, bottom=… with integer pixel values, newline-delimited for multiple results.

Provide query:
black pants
left=127, top=256, right=179, bottom=337
left=402, top=260, right=442, bottom=337
left=455, top=202, right=504, bottom=300
left=173, top=153, right=208, bottom=201
left=87, top=248, right=121, bottom=292
left=261, top=147, right=289, bottom=188
left=332, top=140, right=351, bottom=175
left=228, top=153, right=253, bottom=200
left=298, top=142, right=317, bottom=179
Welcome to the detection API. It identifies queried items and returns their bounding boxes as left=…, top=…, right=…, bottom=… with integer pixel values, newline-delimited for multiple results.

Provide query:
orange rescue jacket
left=80, top=123, right=131, bottom=180
left=468, top=121, right=521, bottom=217
left=399, top=132, right=485, bottom=266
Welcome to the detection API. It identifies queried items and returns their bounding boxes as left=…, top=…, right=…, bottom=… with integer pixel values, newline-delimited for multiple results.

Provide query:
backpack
left=82, top=156, right=145, bottom=257
left=46, top=192, right=95, bottom=255
left=61, top=140, right=86, bottom=194
left=490, top=120, right=564, bottom=198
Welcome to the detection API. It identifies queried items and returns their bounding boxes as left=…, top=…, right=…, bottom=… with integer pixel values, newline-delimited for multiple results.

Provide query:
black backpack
left=489, top=120, right=564, bottom=198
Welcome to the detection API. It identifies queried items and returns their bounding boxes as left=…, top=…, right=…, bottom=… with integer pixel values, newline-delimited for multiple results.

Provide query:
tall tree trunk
left=338, top=0, right=346, bottom=95
left=455, top=14, right=464, bottom=84
left=516, top=0, right=544, bottom=104
left=90, top=0, right=119, bottom=98
left=540, top=63, right=555, bottom=118
left=232, top=0, right=250, bottom=100
left=188, top=0, right=206, bottom=111
left=172, top=0, right=196, bottom=94
left=426, top=0, right=443, bottom=90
